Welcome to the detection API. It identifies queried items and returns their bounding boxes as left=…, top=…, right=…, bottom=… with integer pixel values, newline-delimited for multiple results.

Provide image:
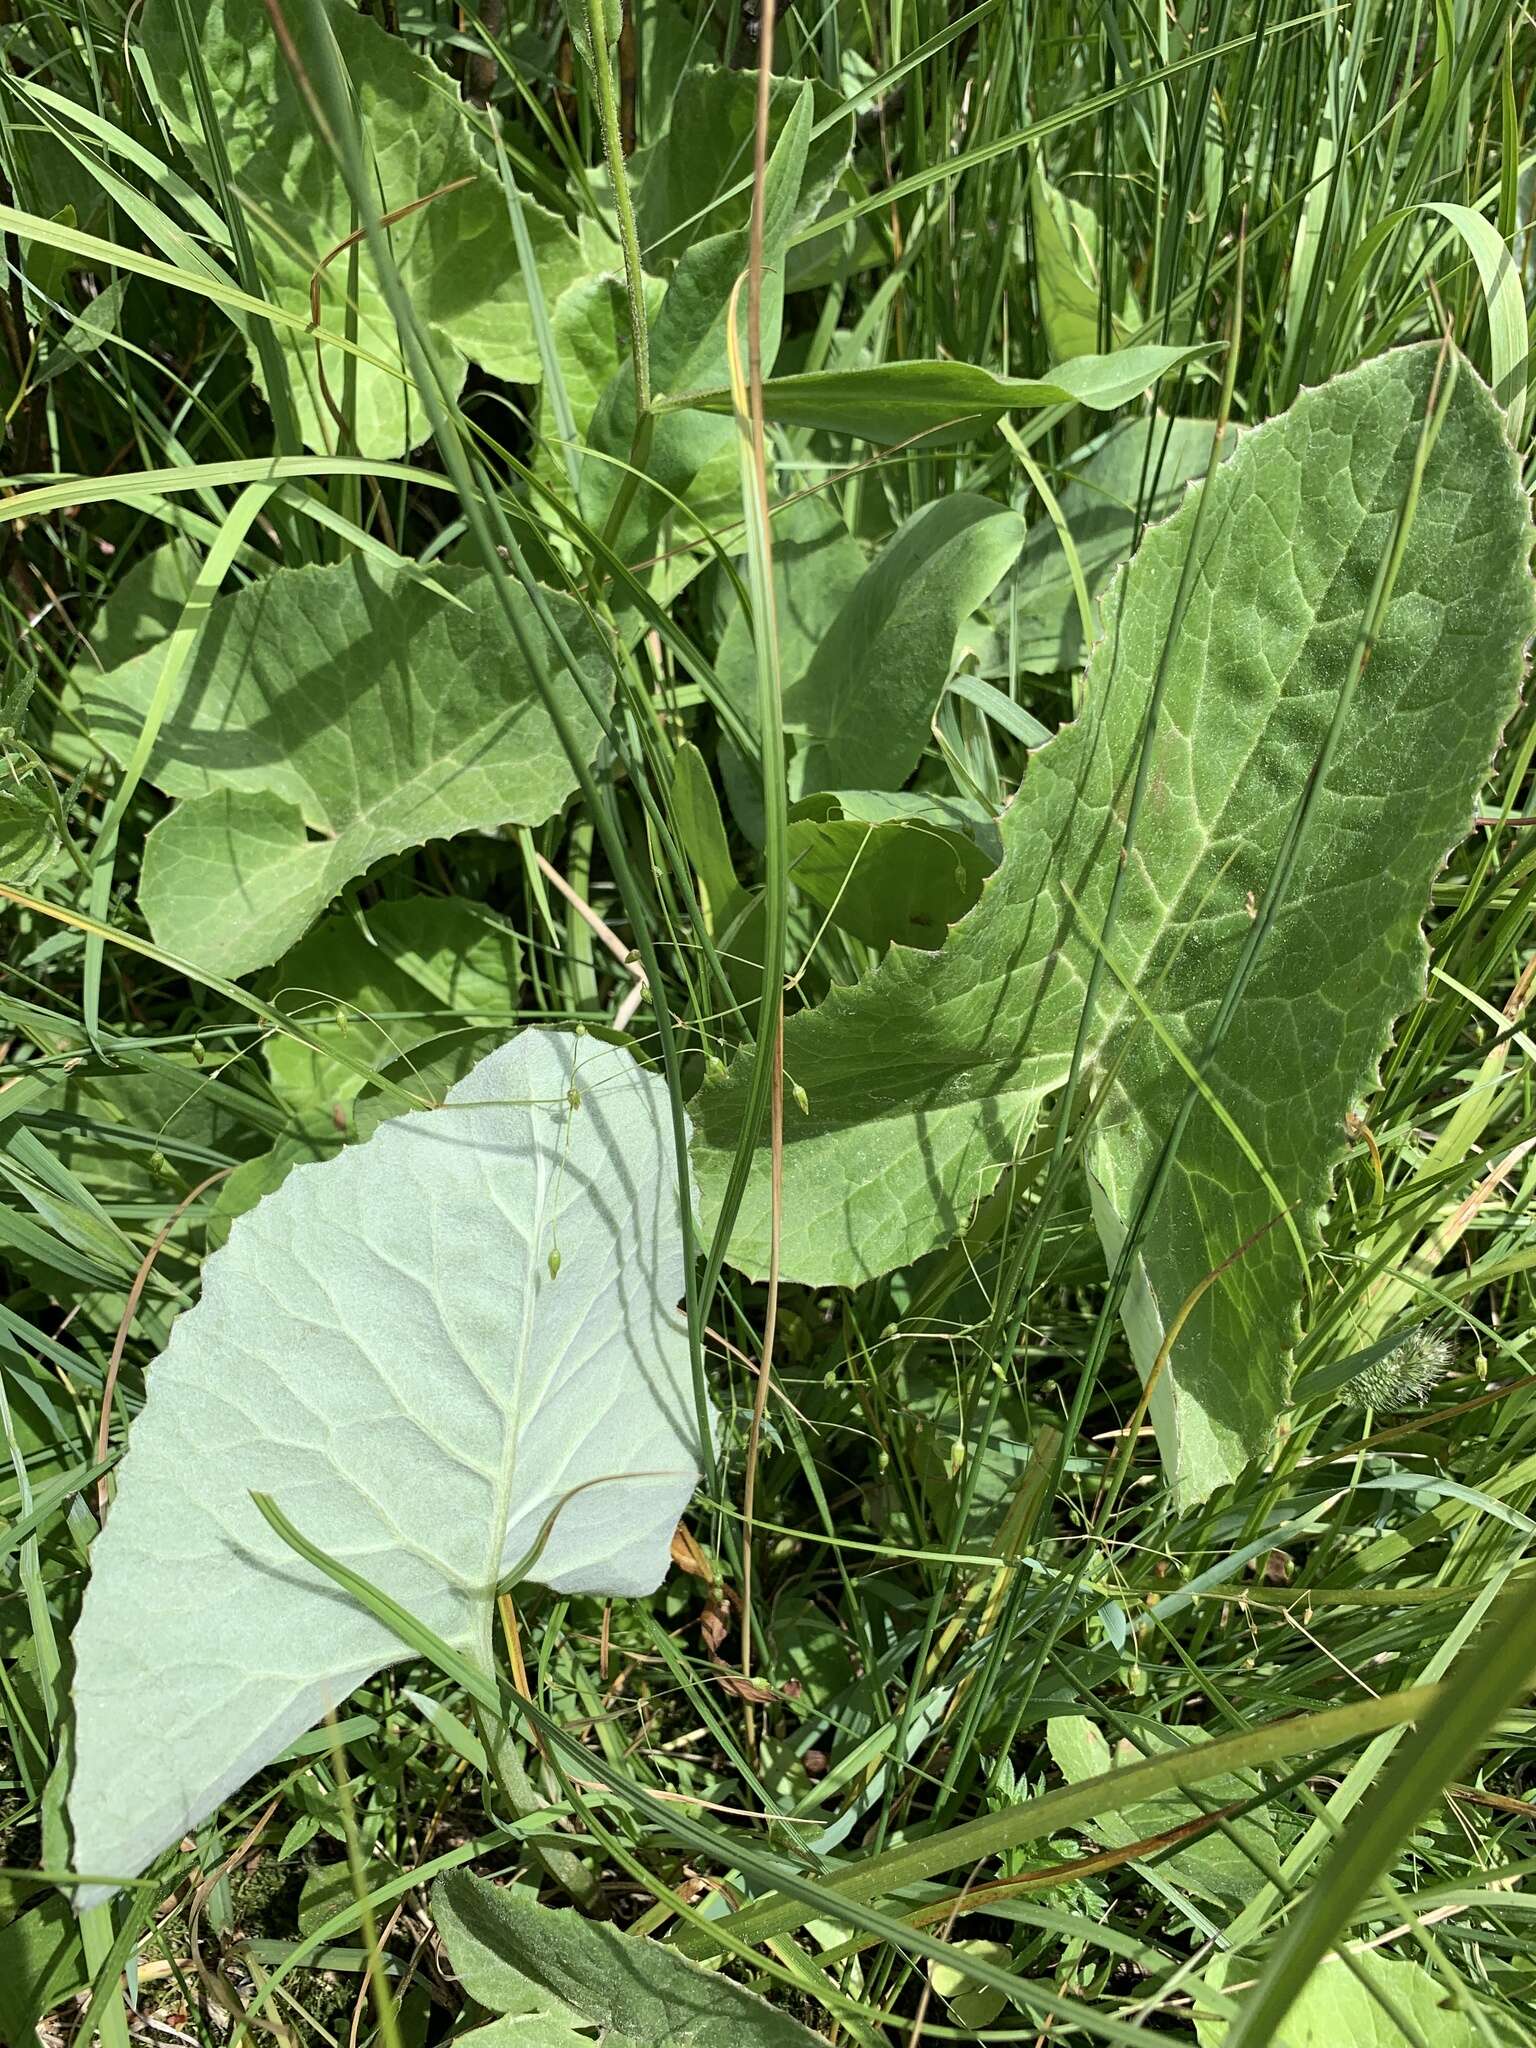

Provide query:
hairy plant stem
left=582, top=0, right=653, bottom=559
left=583, top=0, right=650, bottom=416
left=470, top=1699, right=601, bottom=1910
left=282, top=0, right=720, bottom=1516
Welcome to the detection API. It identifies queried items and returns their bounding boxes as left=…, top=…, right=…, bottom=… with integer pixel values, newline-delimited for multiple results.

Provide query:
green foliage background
left=3, top=2, right=1536, bottom=2044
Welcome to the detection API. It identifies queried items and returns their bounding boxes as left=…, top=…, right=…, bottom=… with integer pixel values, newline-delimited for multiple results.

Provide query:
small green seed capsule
left=548, top=1247, right=562, bottom=1280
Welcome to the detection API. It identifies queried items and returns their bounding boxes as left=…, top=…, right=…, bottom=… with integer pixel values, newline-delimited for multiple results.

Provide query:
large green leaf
left=786, top=791, right=999, bottom=952
left=1029, top=168, right=1139, bottom=363
left=627, top=63, right=864, bottom=302
left=717, top=495, right=1024, bottom=798
left=714, top=498, right=865, bottom=842
left=207, top=896, right=526, bottom=1228
left=71, top=560, right=610, bottom=977
left=0, top=1891, right=86, bottom=2046
left=1199, top=1950, right=1513, bottom=2047
left=543, top=268, right=665, bottom=449
left=263, top=897, right=522, bottom=1119
left=49, top=1057, right=266, bottom=1204
left=141, top=0, right=593, bottom=454
left=716, top=498, right=866, bottom=718
left=782, top=496, right=1025, bottom=795
left=73, top=537, right=198, bottom=672
left=666, top=344, right=1208, bottom=444
left=1046, top=1716, right=1273, bottom=1909
left=693, top=345, right=1535, bottom=1501
left=68, top=1031, right=705, bottom=1904
left=1013, top=414, right=1231, bottom=672
left=671, top=741, right=749, bottom=934
left=433, top=1872, right=828, bottom=2046
left=630, top=65, right=851, bottom=263
left=455, top=2021, right=603, bottom=2048
left=352, top=1024, right=513, bottom=1142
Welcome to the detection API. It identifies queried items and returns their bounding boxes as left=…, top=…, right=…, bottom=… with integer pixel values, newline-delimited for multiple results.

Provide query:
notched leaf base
left=69, top=1032, right=707, bottom=1904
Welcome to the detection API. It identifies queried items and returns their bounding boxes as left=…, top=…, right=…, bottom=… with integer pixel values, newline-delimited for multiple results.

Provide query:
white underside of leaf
left=69, top=1031, right=705, bottom=1905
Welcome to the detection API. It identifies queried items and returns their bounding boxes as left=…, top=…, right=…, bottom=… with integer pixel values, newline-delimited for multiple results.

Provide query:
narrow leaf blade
left=666, top=345, right=1208, bottom=443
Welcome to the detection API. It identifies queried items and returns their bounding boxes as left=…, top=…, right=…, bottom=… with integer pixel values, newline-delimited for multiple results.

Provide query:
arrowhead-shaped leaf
left=70, top=560, right=611, bottom=977
left=141, top=0, right=593, bottom=454
left=433, top=1872, right=828, bottom=2045
left=693, top=345, right=1535, bottom=1501
left=69, top=1031, right=706, bottom=1904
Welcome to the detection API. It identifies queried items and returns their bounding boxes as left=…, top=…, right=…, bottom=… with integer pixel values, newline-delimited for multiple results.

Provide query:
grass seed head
left=1344, top=1326, right=1452, bottom=1412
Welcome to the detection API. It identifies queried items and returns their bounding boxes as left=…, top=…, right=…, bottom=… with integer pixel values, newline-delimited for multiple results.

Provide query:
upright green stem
left=736, top=0, right=784, bottom=1748
left=584, top=0, right=649, bottom=416
left=470, top=1700, right=601, bottom=1910
left=290, top=0, right=718, bottom=1502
